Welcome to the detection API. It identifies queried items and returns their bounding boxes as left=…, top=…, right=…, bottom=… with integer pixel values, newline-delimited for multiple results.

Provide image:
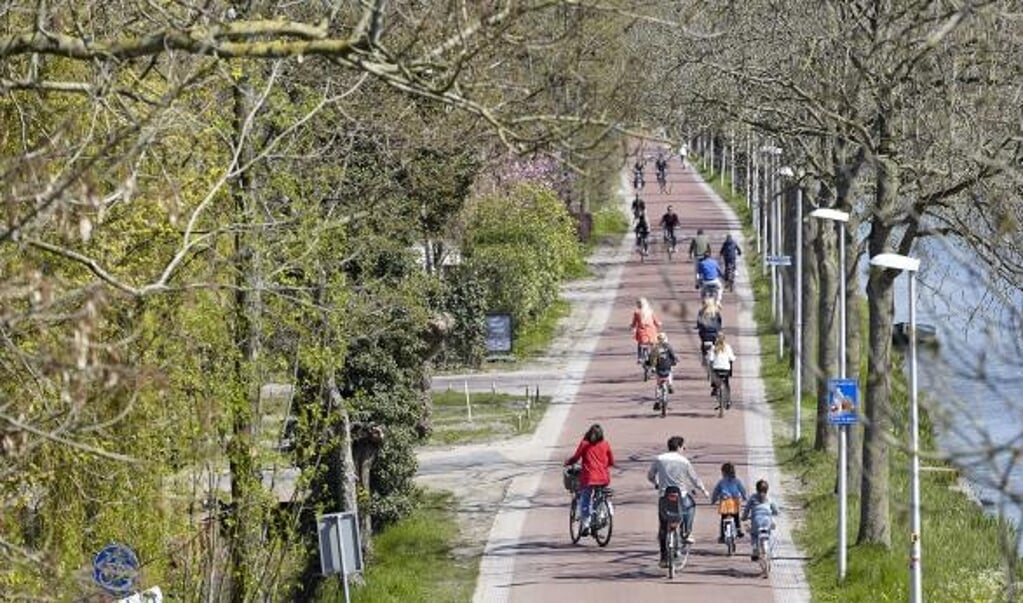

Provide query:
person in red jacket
left=630, top=297, right=661, bottom=364
left=565, top=423, right=615, bottom=536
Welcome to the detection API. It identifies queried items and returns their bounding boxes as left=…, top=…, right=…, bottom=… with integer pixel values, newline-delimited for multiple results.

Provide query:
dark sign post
left=485, top=314, right=513, bottom=356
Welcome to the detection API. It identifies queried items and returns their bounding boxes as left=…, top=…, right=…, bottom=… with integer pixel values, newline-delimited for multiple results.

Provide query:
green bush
left=464, top=183, right=583, bottom=332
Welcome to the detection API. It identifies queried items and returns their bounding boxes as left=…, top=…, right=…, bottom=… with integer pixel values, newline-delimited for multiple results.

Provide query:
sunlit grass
left=429, top=391, right=550, bottom=445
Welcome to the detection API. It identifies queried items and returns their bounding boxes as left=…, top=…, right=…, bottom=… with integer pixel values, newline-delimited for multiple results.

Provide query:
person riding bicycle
left=678, top=142, right=689, bottom=170
left=648, top=435, right=709, bottom=568
left=634, top=213, right=651, bottom=254
left=720, top=234, right=742, bottom=283
left=655, top=153, right=668, bottom=183
left=648, top=332, right=678, bottom=410
left=633, top=158, right=645, bottom=189
left=709, top=333, right=736, bottom=398
left=565, top=424, right=615, bottom=537
left=631, top=195, right=646, bottom=223
left=631, top=297, right=661, bottom=364
left=712, top=462, right=748, bottom=543
left=697, top=299, right=722, bottom=362
left=689, top=229, right=711, bottom=286
left=697, top=251, right=724, bottom=303
left=742, top=479, right=779, bottom=561
left=659, top=206, right=680, bottom=247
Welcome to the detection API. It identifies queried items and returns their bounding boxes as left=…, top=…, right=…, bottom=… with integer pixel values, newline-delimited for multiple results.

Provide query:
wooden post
left=464, top=380, right=472, bottom=422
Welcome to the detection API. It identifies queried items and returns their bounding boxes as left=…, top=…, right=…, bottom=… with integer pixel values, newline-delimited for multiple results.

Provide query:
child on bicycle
left=648, top=332, right=678, bottom=410
left=742, top=479, right=780, bottom=561
left=711, top=462, right=747, bottom=542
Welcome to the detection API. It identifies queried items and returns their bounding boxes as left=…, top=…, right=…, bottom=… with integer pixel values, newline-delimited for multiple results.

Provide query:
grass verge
left=512, top=298, right=570, bottom=359
left=333, top=491, right=476, bottom=603
left=695, top=158, right=1017, bottom=601
left=429, top=390, right=551, bottom=446
left=589, top=204, right=630, bottom=247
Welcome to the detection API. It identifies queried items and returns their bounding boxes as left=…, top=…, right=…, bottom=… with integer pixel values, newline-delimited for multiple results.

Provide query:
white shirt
left=710, top=343, right=736, bottom=371
left=647, top=451, right=708, bottom=497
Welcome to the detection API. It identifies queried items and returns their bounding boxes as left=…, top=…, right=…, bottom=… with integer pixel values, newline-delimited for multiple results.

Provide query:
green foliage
left=437, top=266, right=488, bottom=368
left=589, top=204, right=630, bottom=244
left=464, top=183, right=583, bottom=335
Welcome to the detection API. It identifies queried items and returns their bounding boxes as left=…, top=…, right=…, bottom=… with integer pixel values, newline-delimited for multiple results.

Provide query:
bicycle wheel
left=724, top=519, right=735, bottom=556
left=592, top=498, right=613, bottom=547
left=569, top=494, right=581, bottom=544
left=723, top=379, right=731, bottom=410
left=660, top=384, right=668, bottom=418
left=758, top=535, right=771, bottom=577
left=717, top=382, right=725, bottom=418
left=666, top=530, right=677, bottom=579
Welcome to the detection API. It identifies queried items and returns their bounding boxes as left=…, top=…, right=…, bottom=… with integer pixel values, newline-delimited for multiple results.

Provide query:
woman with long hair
left=631, top=297, right=661, bottom=363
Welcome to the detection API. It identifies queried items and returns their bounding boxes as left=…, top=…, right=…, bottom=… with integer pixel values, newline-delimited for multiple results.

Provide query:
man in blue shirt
left=697, top=251, right=723, bottom=303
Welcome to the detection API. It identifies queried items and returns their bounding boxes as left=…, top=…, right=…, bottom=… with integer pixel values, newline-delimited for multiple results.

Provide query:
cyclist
left=632, top=157, right=645, bottom=189
left=742, top=479, right=779, bottom=561
left=711, top=462, right=747, bottom=543
left=678, top=142, right=689, bottom=170
left=709, top=333, right=736, bottom=399
left=648, top=332, right=678, bottom=410
left=631, top=195, right=646, bottom=224
left=688, top=229, right=711, bottom=287
left=697, top=250, right=724, bottom=303
left=564, top=424, right=615, bottom=537
left=655, top=152, right=668, bottom=191
left=630, top=297, right=661, bottom=364
left=648, top=435, right=709, bottom=567
left=720, top=234, right=742, bottom=286
left=696, top=299, right=722, bottom=363
left=634, top=212, right=651, bottom=255
left=659, top=206, right=680, bottom=248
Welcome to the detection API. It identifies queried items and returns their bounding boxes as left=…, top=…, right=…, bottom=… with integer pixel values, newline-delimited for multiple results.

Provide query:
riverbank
left=694, top=159, right=1019, bottom=601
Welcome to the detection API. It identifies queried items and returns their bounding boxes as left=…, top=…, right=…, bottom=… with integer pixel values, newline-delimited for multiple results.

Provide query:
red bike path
left=482, top=155, right=801, bottom=602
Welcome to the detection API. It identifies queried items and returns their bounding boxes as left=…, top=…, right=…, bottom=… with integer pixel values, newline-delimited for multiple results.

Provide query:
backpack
left=652, top=345, right=674, bottom=372
left=722, top=239, right=738, bottom=260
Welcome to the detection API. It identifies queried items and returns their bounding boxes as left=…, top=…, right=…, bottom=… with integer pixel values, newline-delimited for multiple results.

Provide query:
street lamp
left=869, top=252, right=923, bottom=603
left=809, top=206, right=851, bottom=581
left=780, top=167, right=801, bottom=442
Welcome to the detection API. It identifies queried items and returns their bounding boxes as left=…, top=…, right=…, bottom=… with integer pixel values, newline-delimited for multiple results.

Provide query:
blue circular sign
left=92, top=542, right=139, bottom=594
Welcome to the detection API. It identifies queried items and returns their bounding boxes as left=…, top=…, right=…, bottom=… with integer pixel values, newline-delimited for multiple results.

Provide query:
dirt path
left=417, top=157, right=810, bottom=602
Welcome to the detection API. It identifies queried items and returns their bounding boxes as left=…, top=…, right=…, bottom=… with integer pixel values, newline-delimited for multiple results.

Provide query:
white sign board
left=117, top=587, right=163, bottom=603
left=766, top=255, right=792, bottom=266
left=318, top=512, right=364, bottom=577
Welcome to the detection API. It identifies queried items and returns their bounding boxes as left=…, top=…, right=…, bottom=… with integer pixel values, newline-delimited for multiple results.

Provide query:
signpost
left=318, top=512, right=364, bottom=603
left=765, top=254, right=792, bottom=266
left=827, top=379, right=859, bottom=426
left=485, top=313, right=513, bottom=356
left=92, top=542, right=140, bottom=595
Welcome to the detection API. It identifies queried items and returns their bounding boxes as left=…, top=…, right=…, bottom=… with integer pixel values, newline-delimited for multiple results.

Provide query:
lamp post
left=869, top=252, right=922, bottom=603
left=780, top=167, right=801, bottom=442
left=809, top=207, right=851, bottom=581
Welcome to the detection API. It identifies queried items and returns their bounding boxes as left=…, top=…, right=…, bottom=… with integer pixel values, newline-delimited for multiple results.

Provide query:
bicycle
left=637, top=343, right=652, bottom=381
left=718, top=498, right=741, bottom=556
left=656, top=169, right=667, bottom=193
left=659, top=486, right=692, bottom=579
left=633, top=171, right=645, bottom=190
left=654, top=373, right=670, bottom=418
left=565, top=467, right=614, bottom=547
left=724, top=260, right=736, bottom=291
left=751, top=523, right=774, bottom=577
left=663, top=230, right=677, bottom=261
left=635, top=233, right=650, bottom=262
left=713, top=367, right=732, bottom=418
left=699, top=339, right=714, bottom=382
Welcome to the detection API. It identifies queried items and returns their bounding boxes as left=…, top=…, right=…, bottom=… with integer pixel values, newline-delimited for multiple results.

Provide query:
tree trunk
left=814, top=217, right=838, bottom=451
left=801, top=202, right=819, bottom=398
left=857, top=122, right=899, bottom=546
left=228, top=71, right=262, bottom=603
left=782, top=184, right=797, bottom=355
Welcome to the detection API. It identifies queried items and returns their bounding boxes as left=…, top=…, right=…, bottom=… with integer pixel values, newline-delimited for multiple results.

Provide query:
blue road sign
left=827, top=379, right=859, bottom=426
left=92, top=542, right=140, bottom=594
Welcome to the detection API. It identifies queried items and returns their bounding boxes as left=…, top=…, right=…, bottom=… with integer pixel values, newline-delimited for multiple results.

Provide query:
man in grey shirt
left=688, top=229, right=711, bottom=288
left=648, top=436, right=709, bottom=564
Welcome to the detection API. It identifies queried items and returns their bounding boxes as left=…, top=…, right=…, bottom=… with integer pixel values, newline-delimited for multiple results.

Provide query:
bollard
left=464, top=380, right=472, bottom=422
left=525, top=396, right=531, bottom=420
left=491, top=381, right=496, bottom=395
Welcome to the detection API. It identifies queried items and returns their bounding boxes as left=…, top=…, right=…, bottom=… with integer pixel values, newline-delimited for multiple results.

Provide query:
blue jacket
left=698, top=257, right=722, bottom=281
left=742, top=494, right=779, bottom=529
left=712, top=477, right=748, bottom=503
